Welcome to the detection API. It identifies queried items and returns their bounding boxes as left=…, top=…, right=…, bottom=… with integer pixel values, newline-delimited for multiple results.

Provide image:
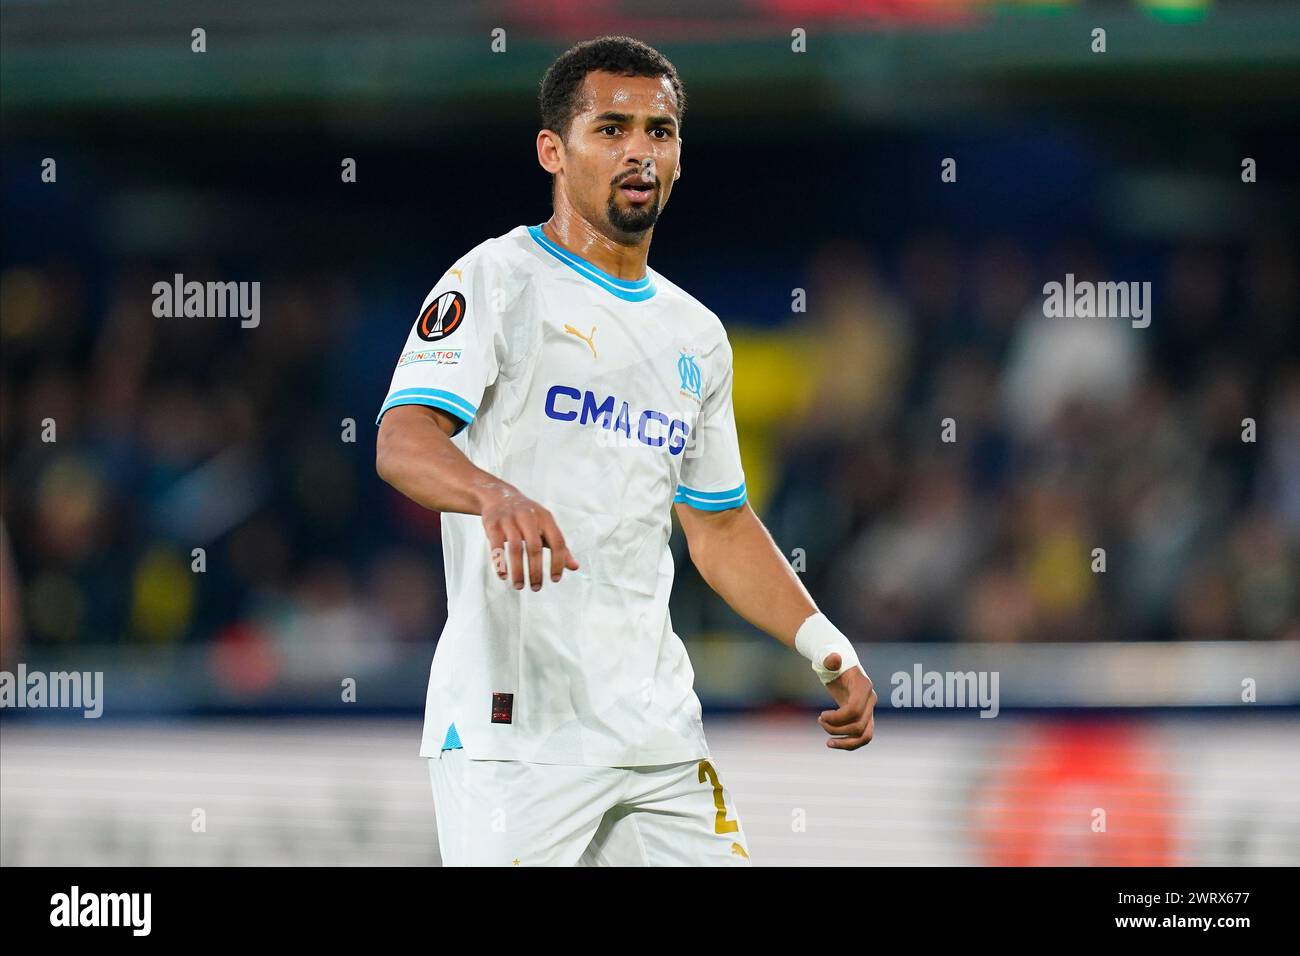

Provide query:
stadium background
left=2, top=0, right=1297, bottom=865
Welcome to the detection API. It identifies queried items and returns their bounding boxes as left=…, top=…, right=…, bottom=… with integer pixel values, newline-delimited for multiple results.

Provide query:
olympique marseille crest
left=677, top=349, right=702, bottom=403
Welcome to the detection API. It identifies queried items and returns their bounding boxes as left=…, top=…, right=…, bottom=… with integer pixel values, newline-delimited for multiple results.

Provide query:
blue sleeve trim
left=674, top=481, right=747, bottom=511
left=375, top=388, right=477, bottom=432
left=441, top=721, right=463, bottom=750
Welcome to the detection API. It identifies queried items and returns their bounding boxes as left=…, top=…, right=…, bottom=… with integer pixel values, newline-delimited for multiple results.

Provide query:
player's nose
left=622, top=127, right=659, bottom=162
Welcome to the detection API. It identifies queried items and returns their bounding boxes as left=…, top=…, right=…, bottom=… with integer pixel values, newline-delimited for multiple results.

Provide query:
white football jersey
left=377, top=223, right=747, bottom=766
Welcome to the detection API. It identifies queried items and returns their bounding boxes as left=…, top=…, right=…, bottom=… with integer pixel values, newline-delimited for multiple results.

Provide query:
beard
left=605, top=186, right=660, bottom=236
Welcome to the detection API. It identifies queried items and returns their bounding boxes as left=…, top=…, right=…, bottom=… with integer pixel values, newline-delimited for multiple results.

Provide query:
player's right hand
left=480, top=484, right=580, bottom=590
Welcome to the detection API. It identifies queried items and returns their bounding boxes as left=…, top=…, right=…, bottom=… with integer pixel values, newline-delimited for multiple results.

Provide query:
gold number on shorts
left=697, top=759, right=739, bottom=834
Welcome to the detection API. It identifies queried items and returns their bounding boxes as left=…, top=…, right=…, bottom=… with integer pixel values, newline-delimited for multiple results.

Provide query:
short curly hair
left=539, top=36, right=686, bottom=144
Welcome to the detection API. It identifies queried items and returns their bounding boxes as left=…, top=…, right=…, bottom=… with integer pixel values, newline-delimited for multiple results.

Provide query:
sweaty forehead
left=576, top=72, right=678, bottom=117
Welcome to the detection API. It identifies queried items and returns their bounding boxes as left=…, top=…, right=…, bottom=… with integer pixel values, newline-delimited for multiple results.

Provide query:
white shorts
left=427, top=749, right=752, bottom=866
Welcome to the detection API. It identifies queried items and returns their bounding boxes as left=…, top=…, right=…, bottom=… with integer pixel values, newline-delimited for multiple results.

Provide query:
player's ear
left=537, top=128, right=563, bottom=175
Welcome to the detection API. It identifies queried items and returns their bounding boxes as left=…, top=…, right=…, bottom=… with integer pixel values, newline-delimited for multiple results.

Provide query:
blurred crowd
left=1, top=231, right=1297, bottom=677
left=734, top=232, right=1299, bottom=644
left=0, top=262, right=439, bottom=681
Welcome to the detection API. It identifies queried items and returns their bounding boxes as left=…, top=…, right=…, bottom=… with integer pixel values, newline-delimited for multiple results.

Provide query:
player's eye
left=599, top=125, right=620, bottom=135
left=652, top=128, right=672, bottom=139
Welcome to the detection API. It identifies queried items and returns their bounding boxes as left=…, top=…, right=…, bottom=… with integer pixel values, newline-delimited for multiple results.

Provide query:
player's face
left=561, top=71, right=682, bottom=239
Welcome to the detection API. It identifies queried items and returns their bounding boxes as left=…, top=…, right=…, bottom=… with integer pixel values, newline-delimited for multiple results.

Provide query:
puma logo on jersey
left=563, top=324, right=598, bottom=358
left=449, top=268, right=462, bottom=281
left=730, top=842, right=749, bottom=859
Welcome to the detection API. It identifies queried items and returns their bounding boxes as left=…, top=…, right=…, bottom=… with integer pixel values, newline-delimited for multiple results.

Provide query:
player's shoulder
left=446, top=224, right=535, bottom=282
left=647, top=267, right=732, bottom=350
left=415, top=227, right=535, bottom=324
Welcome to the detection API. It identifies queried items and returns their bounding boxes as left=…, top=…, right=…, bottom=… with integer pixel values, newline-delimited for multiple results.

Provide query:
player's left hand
left=817, top=654, right=876, bottom=751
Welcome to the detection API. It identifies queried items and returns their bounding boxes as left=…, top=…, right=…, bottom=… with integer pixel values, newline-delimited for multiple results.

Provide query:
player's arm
left=675, top=329, right=875, bottom=749
left=374, top=258, right=578, bottom=591
left=674, top=499, right=876, bottom=750
left=673, top=500, right=816, bottom=649
left=376, top=404, right=509, bottom=515
left=376, top=405, right=580, bottom=589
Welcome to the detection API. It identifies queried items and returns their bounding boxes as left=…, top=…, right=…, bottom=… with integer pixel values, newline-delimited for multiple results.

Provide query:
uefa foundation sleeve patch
left=491, top=692, right=514, bottom=724
left=374, top=250, right=507, bottom=434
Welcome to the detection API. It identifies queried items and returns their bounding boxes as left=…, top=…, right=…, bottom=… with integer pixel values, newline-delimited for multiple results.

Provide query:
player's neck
left=540, top=215, right=651, bottom=283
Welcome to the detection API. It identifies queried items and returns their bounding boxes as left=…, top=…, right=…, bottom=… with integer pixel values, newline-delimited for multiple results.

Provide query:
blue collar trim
left=528, top=224, right=657, bottom=302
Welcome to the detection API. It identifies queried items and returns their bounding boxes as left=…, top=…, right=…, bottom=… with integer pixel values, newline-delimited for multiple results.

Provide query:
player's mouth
left=617, top=177, right=657, bottom=203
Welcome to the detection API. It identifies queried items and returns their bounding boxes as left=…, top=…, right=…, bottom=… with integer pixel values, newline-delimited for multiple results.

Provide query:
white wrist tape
left=794, top=612, right=861, bottom=684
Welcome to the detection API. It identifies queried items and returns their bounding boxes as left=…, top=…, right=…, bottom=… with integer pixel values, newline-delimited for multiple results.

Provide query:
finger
left=547, top=544, right=579, bottom=581
left=526, top=534, right=544, bottom=590
left=819, top=702, right=858, bottom=727
left=820, top=714, right=867, bottom=737
left=831, top=712, right=875, bottom=745
left=554, top=526, right=580, bottom=571
left=506, top=525, right=525, bottom=589
left=820, top=694, right=874, bottom=731
left=820, top=681, right=876, bottom=722
left=513, top=512, right=547, bottom=590
left=484, top=524, right=508, bottom=580
left=825, top=721, right=874, bottom=750
left=540, top=520, right=578, bottom=581
left=822, top=652, right=841, bottom=672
